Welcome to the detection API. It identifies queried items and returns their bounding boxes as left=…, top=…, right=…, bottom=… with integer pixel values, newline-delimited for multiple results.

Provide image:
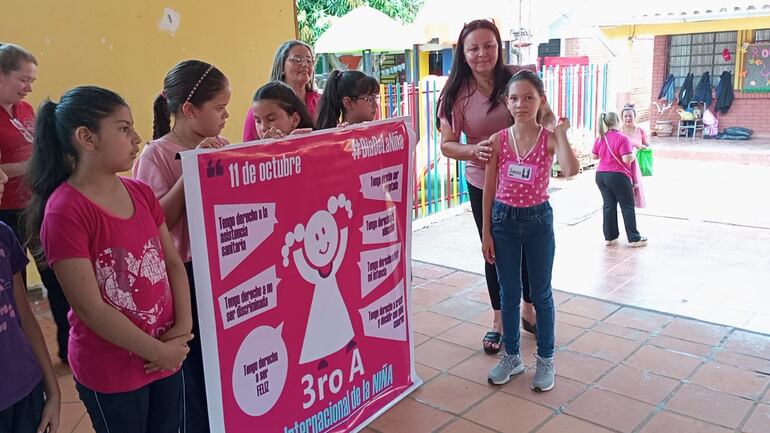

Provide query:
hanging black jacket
left=693, top=72, right=712, bottom=107
left=678, top=73, right=695, bottom=107
left=715, top=71, right=734, bottom=114
left=658, top=74, right=675, bottom=102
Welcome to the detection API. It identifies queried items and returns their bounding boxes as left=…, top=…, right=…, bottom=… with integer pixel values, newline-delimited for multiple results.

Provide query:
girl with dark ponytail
left=29, top=86, right=193, bottom=433
left=134, top=59, right=230, bottom=433
left=316, top=70, right=379, bottom=130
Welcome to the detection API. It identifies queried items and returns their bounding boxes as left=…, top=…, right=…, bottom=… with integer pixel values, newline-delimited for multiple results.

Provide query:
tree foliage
left=296, top=0, right=423, bottom=45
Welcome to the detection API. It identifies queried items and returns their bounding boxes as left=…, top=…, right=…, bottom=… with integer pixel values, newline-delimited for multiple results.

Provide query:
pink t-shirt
left=0, top=101, right=35, bottom=209
left=40, top=177, right=176, bottom=393
left=496, top=127, right=553, bottom=207
left=592, top=130, right=634, bottom=180
left=438, top=82, right=513, bottom=189
left=133, top=135, right=228, bottom=262
left=242, top=89, right=321, bottom=142
left=622, top=127, right=648, bottom=149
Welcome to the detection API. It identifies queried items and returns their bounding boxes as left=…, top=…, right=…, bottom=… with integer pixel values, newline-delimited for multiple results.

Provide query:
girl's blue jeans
left=492, top=200, right=556, bottom=359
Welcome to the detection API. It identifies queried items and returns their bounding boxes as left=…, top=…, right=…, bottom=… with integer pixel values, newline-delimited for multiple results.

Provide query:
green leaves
left=296, top=0, right=423, bottom=45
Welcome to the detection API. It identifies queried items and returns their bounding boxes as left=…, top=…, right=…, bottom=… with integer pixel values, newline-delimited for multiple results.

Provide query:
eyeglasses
left=352, top=95, right=379, bottom=105
left=9, top=118, right=33, bottom=143
left=287, top=56, right=316, bottom=66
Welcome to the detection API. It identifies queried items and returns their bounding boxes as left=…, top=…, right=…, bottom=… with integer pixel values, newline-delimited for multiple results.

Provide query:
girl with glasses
left=316, top=70, right=379, bottom=130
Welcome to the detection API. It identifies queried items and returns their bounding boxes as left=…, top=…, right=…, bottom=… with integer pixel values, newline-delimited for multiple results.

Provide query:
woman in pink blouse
left=620, top=104, right=649, bottom=150
left=242, top=40, right=320, bottom=141
left=437, top=20, right=555, bottom=354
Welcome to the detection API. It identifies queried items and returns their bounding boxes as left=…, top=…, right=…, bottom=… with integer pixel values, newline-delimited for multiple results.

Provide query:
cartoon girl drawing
left=282, top=194, right=355, bottom=366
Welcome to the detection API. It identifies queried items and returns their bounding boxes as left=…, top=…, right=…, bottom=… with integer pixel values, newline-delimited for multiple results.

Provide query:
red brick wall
left=565, top=37, right=653, bottom=122
left=564, top=37, right=614, bottom=64
left=649, top=35, right=770, bottom=136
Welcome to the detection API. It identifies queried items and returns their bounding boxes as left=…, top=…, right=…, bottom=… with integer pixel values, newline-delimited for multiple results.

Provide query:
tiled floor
left=32, top=138, right=770, bottom=432
left=414, top=150, right=770, bottom=335
left=32, top=261, right=770, bottom=433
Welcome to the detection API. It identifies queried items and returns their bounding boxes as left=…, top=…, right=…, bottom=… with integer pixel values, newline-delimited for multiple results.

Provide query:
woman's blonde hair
left=598, top=111, right=620, bottom=138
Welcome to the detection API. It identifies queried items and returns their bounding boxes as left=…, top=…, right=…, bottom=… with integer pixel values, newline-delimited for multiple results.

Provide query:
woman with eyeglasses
left=436, top=20, right=555, bottom=355
left=316, top=70, right=380, bottom=130
left=242, top=40, right=321, bottom=141
left=0, top=43, right=71, bottom=365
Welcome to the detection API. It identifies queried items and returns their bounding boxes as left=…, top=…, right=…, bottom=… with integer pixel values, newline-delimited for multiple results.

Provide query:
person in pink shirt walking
left=592, top=111, right=648, bottom=247
left=619, top=104, right=649, bottom=150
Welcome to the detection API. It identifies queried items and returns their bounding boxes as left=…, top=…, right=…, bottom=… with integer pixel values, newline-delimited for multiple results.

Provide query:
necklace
left=475, top=79, right=494, bottom=97
left=170, top=127, right=183, bottom=143
left=3, top=109, right=34, bottom=143
left=170, top=127, right=195, bottom=148
left=509, top=125, right=542, bottom=163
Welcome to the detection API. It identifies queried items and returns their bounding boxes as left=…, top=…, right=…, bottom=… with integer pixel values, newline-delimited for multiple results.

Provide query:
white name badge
left=505, top=162, right=537, bottom=185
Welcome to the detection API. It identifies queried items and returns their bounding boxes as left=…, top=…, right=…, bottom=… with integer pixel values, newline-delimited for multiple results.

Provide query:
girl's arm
left=549, top=119, right=580, bottom=177
left=540, top=102, right=557, bottom=131
left=159, top=178, right=186, bottom=230
left=620, top=135, right=636, bottom=164
left=481, top=132, right=500, bottom=265
left=52, top=258, right=192, bottom=371
left=0, top=161, right=28, bottom=178
left=157, top=137, right=227, bottom=230
left=157, top=223, right=192, bottom=341
left=640, top=128, right=650, bottom=147
left=13, top=273, right=60, bottom=433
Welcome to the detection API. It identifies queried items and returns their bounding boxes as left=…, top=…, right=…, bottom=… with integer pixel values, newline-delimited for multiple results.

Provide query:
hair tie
left=160, top=90, right=167, bottom=99
left=622, top=104, right=636, bottom=116
left=186, top=64, right=215, bottom=102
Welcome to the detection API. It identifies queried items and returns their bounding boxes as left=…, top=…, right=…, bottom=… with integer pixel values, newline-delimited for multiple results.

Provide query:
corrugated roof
left=598, top=2, right=770, bottom=26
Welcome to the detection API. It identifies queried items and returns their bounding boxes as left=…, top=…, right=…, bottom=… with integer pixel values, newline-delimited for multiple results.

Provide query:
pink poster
left=181, top=118, right=420, bottom=433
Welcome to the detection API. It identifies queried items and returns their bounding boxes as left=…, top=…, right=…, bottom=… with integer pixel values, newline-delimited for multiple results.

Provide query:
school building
left=600, top=4, right=770, bottom=136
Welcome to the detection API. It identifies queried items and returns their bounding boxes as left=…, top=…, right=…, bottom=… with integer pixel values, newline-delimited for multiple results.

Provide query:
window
left=756, top=29, right=770, bottom=42
left=668, top=31, right=737, bottom=88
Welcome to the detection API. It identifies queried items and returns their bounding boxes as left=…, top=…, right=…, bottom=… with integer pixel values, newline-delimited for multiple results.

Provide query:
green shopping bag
left=637, top=147, right=653, bottom=176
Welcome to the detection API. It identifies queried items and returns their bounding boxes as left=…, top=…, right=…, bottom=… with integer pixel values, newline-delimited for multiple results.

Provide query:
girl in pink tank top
left=495, top=126, right=552, bottom=207
left=480, top=70, right=579, bottom=392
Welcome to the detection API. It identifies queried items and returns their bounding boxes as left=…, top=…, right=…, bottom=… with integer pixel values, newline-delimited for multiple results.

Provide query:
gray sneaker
left=531, top=355, right=555, bottom=392
left=488, top=353, right=525, bottom=385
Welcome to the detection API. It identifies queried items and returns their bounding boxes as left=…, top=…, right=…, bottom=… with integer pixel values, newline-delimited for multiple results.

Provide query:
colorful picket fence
left=379, top=63, right=610, bottom=219
left=540, top=63, right=610, bottom=135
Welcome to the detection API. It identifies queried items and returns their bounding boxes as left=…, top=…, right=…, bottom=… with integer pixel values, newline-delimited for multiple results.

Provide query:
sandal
left=483, top=331, right=502, bottom=354
left=522, top=318, right=537, bottom=336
